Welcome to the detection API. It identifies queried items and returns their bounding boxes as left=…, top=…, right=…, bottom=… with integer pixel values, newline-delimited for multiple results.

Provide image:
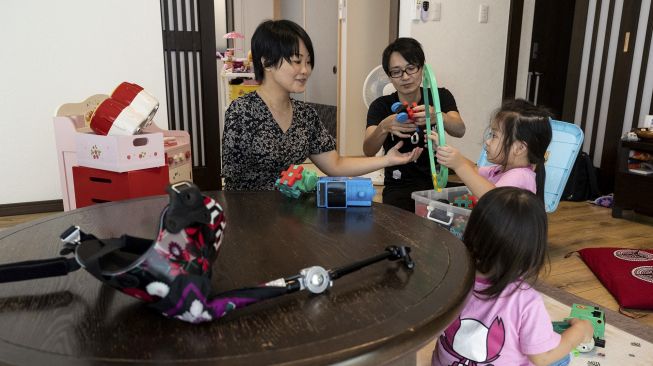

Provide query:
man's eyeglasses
left=388, top=64, right=420, bottom=78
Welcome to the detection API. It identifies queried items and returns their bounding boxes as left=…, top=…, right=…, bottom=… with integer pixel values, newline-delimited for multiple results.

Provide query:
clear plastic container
left=412, top=186, right=473, bottom=239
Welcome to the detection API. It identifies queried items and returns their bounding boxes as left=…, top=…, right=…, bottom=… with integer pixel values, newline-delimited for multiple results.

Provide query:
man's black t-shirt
left=366, top=87, right=458, bottom=211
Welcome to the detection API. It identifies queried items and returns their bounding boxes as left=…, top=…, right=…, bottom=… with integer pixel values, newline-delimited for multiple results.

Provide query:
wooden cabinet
left=612, top=140, right=653, bottom=218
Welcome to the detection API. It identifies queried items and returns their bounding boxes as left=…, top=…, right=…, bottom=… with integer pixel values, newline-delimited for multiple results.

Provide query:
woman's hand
left=381, top=115, right=418, bottom=139
left=385, top=140, right=424, bottom=166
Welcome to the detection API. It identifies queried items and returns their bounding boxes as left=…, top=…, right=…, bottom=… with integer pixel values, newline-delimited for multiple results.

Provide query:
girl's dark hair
left=463, top=187, right=548, bottom=299
left=381, top=37, right=425, bottom=75
left=251, top=19, right=315, bottom=82
left=490, top=99, right=553, bottom=201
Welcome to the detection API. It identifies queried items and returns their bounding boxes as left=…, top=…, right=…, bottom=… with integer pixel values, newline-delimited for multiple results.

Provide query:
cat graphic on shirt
left=439, top=316, right=506, bottom=366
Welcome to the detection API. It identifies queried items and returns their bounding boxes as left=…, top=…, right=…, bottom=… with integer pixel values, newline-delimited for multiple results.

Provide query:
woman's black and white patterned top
left=222, top=92, right=336, bottom=191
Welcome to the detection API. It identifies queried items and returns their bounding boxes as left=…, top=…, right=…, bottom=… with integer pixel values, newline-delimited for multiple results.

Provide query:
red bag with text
left=577, top=248, right=653, bottom=310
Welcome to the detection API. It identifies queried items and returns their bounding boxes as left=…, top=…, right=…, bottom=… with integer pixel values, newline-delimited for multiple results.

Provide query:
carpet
left=538, top=283, right=653, bottom=366
left=413, top=284, right=653, bottom=366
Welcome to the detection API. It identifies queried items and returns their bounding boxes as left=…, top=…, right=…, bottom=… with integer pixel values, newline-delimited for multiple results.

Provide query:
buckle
left=60, top=225, right=81, bottom=244
left=59, top=226, right=81, bottom=255
left=170, top=181, right=192, bottom=194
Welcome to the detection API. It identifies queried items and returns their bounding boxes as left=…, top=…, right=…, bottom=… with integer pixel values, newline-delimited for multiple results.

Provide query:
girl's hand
left=436, top=145, right=465, bottom=170
left=425, top=130, right=439, bottom=150
left=568, top=318, right=594, bottom=343
left=386, top=140, right=424, bottom=165
left=381, top=115, right=418, bottom=139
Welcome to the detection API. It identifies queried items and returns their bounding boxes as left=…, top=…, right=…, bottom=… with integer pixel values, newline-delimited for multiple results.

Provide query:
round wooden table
left=0, top=191, right=473, bottom=366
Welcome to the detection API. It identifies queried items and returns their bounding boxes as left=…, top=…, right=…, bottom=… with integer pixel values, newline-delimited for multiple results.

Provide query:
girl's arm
left=430, top=134, right=495, bottom=197
left=311, top=141, right=423, bottom=177
left=528, top=318, right=594, bottom=366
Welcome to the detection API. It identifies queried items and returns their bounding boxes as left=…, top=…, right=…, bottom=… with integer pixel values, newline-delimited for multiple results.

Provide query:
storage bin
left=75, top=130, right=164, bottom=172
left=163, top=135, right=192, bottom=184
left=411, top=186, right=473, bottom=239
left=54, top=115, right=84, bottom=211
left=73, top=165, right=169, bottom=208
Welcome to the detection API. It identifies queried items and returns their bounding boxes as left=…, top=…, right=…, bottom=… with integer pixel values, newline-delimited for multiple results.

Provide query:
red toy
left=392, top=101, right=418, bottom=122
left=275, top=164, right=318, bottom=198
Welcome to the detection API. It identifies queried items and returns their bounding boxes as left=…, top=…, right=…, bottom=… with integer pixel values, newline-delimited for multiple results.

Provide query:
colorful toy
left=552, top=303, right=606, bottom=352
left=275, top=165, right=318, bottom=198
left=316, top=177, right=375, bottom=208
left=391, top=101, right=417, bottom=122
left=90, top=82, right=159, bottom=136
left=453, top=194, right=478, bottom=209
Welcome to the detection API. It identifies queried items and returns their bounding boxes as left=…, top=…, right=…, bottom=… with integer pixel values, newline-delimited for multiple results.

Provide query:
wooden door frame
left=160, top=0, right=221, bottom=190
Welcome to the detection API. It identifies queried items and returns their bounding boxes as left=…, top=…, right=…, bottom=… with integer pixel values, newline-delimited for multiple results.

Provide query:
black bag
left=562, top=152, right=601, bottom=201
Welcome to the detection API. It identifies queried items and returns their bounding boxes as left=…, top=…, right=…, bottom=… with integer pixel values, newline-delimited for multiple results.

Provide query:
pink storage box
left=54, top=111, right=188, bottom=211
left=53, top=115, right=84, bottom=211
left=75, top=129, right=164, bottom=173
left=143, top=125, right=193, bottom=184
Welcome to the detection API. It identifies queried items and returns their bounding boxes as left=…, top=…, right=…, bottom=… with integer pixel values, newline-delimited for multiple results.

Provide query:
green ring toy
left=422, top=64, right=448, bottom=191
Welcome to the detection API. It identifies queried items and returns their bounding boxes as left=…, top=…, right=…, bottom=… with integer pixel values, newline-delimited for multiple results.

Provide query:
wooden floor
left=1, top=200, right=652, bottom=329
left=545, top=201, right=653, bottom=328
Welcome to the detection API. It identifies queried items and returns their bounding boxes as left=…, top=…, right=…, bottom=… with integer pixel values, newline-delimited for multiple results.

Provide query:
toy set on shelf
left=54, top=82, right=192, bottom=210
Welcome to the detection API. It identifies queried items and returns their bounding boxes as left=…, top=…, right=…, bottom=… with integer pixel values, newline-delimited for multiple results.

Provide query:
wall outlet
left=413, top=0, right=422, bottom=21
left=479, top=4, right=489, bottom=23
left=432, top=2, right=441, bottom=21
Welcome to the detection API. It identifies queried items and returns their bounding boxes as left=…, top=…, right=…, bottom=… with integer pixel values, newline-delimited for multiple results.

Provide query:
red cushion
left=578, top=248, right=653, bottom=310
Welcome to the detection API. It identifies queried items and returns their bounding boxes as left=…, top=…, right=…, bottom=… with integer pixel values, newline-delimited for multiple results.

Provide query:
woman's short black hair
left=463, top=187, right=549, bottom=299
left=381, top=37, right=425, bottom=75
left=251, top=19, right=315, bottom=82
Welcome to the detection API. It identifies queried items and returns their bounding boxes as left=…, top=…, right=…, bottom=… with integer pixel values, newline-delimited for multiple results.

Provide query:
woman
left=363, top=37, right=465, bottom=211
left=222, top=20, right=422, bottom=191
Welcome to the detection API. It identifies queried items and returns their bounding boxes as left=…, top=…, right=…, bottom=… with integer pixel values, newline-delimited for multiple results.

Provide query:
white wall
left=399, top=0, right=511, bottom=160
left=233, top=0, right=274, bottom=59
left=340, top=0, right=391, bottom=156
left=516, top=0, right=536, bottom=99
left=0, top=0, right=167, bottom=205
left=215, top=0, right=228, bottom=50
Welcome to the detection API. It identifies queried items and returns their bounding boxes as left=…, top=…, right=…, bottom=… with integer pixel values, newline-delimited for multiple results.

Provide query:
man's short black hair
left=381, top=37, right=425, bottom=75
left=251, top=19, right=315, bottom=82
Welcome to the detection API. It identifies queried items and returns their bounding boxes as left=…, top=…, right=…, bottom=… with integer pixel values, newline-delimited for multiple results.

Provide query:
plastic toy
left=275, top=165, right=318, bottom=198
left=552, top=303, right=606, bottom=352
left=422, top=64, right=448, bottom=191
left=90, top=82, right=159, bottom=136
left=316, top=177, right=375, bottom=208
left=391, top=101, right=417, bottom=122
left=453, top=194, right=478, bottom=209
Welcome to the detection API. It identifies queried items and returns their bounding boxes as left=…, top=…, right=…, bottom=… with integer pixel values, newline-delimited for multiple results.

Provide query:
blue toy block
left=316, top=177, right=375, bottom=208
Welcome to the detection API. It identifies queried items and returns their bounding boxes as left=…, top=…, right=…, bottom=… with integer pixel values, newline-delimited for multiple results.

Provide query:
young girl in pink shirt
left=432, top=187, right=594, bottom=366
left=432, top=99, right=552, bottom=201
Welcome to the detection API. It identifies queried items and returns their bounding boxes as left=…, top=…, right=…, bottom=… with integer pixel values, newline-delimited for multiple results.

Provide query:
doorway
left=526, top=0, right=576, bottom=118
left=504, top=0, right=577, bottom=119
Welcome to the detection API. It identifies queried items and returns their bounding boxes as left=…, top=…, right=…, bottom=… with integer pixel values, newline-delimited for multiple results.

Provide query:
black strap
left=0, top=257, right=80, bottom=283
left=78, top=237, right=128, bottom=278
